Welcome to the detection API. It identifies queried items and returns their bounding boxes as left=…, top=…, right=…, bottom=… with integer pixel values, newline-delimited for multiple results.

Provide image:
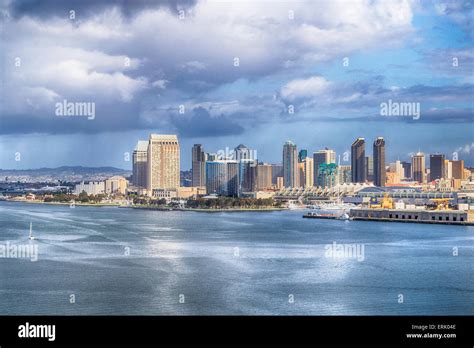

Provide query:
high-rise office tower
left=227, top=161, right=240, bottom=197
left=234, top=144, right=257, bottom=193
left=444, top=160, right=452, bottom=179
left=271, top=164, right=283, bottom=185
left=313, top=148, right=336, bottom=185
left=205, top=160, right=240, bottom=196
left=451, top=160, right=465, bottom=180
left=429, top=154, right=445, bottom=181
left=317, top=163, right=338, bottom=188
left=411, top=152, right=425, bottom=183
left=351, top=138, right=366, bottom=183
left=132, top=140, right=148, bottom=188
left=373, top=137, right=385, bottom=187
left=401, top=161, right=412, bottom=179
left=256, top=163, right=273, bottom=190
left=283, top=140, right=299, bottom=187
left=298, top=162, right=306, bottom=187
left=206, top=161, right=227, bottom=196
left=304, top=157, right=314, bottom=187
left=147, top=134, right=180, bottom=191
left=298, top=149, right=308, bottom=163
left=338, top=165, right=352, bottom=184
left=192, top=144, right=206, bottom=187
left=365, top=156, right=374, bottom=182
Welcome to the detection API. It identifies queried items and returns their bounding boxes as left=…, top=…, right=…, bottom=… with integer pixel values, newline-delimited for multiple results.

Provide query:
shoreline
left=1, top=199, right=287, bottom=212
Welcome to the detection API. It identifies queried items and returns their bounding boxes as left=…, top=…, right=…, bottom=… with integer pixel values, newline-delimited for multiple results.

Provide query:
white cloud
left=280, top=76, right=331, bottom=102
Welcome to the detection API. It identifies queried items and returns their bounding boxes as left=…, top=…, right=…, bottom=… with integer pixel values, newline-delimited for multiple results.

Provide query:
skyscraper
left=298, top=162, right=306, bottom=187
left=283, top=140, right=299, bottom=187
left=256, top=163, right=273, bottom=190
left=205, top=161, right=227, bottom=195
left=365, top=156, right=374, bottom=182
left=304, top=157, right=314, bottom=187
left=429, top=154, right=445, bottom=181
left=451, top=160, right=465, bottom=180
left=317, top=163, right=338, bottom=188
left=192, top=144, right=206, bottom=187
left=132, top=140, right=148, bottom=188
left=401, top=161, right=412, bottom=179
left=147, top=134, right=180, bottom=192
left=351, top=138, right=366, bottom=183
left=298, top=149, right=308, bottom=163
left=234, top=144, right=257, bottom=193
left=373, top=137, right=385, bottom=187
left=313, top=148, right=336, bottom=185
left=411, top=152, right=425, bottom=183
left=205, top=160, right=240, bottom=196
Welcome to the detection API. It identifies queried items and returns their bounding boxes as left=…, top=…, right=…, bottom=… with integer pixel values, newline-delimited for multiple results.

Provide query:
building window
left=408, top=215, right=411, bottom=219
left=460, top=217, right=464, bottom=221
left=432, top=216, right=435, bottom=220
left=439, top=216, right=442, bottom=221
left=389, top=214, right=392, bottom=218
left=395, top=215, right=399, bottom=219
left=453, top=217, right=457, bottom=221
left=445, top=216, right=449, bottom=221
left=402, top=215, right=405, bottom=219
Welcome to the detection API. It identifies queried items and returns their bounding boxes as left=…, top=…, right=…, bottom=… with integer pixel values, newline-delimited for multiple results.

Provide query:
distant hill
left=0, top=166, right=131, bottom=175
left=0, top=166, right=132, bottom=183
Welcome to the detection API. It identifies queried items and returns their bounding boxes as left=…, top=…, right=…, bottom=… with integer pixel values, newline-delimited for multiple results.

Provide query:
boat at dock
left=303, top=212, right=338, bottom=219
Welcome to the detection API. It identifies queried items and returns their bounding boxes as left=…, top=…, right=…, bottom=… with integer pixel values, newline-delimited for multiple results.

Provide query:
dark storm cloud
left=170, top=107, right=244, bottom=138
left=6, top=0, right=197, bottom=19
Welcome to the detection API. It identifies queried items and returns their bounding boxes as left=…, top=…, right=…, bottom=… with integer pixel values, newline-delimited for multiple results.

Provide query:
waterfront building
left=105, top=176, right=128, bottom=195
left=256, top=163, right=273, bottom=190
left=192, top=144, right=206, bottom=187
left=317, top=163, right=338, bottom=188
left=234, top=144, right=257, bottom=193
left=73, top=181, right=105, bottom=195
left=313, top=148, right=336, bottom=185
left=132, top=140, right=148, bottom=188
left=283, top=140, right=299, bottom=187
left=304, top=157, right=314, bottom=187
left=147, top=134, right=180, bottom=191
left=227, top=161, right=240, bottom=196
left=205, top=160, right=240, bottom=196
left=373, top=137, right=385, bottom=187
left=206, top=161, right=227, bottom=196
left=430, top=153, right=445, bottom=181
left=411, top=152, right=426, bottom=183
left=351, top=138, right=366, bottom=183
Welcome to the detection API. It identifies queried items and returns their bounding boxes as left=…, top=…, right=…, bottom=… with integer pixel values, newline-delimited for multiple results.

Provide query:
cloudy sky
left=0, top=0, right=473, bottom=170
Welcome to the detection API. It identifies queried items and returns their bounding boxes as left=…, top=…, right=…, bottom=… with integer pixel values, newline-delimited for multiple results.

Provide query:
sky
left=0, top=0, right=473, bottom=170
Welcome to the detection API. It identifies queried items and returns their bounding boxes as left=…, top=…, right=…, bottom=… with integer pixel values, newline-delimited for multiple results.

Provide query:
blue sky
left=0, top=0, right=473, bottom=170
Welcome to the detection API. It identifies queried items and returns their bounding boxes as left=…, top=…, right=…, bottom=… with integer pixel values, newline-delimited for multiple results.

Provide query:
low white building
left=74, top=181, right=105, bottom=195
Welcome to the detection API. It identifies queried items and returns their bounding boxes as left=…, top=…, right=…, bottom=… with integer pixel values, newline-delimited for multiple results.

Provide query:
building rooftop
left=134, top=140, right=148, bottom=152
left=149, top=134, right=178, bottom=141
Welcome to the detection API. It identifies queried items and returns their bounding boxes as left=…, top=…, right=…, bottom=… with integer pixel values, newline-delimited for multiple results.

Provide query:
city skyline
left=1, top=0, right=473, bottom=170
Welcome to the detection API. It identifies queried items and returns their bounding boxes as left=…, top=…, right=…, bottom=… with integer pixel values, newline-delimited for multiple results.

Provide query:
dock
left=350, top=208, right=474, bottom=226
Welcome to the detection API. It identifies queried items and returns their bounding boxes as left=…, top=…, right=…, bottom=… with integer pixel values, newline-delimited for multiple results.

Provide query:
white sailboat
left=28, top=222, right=35, bottom=240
